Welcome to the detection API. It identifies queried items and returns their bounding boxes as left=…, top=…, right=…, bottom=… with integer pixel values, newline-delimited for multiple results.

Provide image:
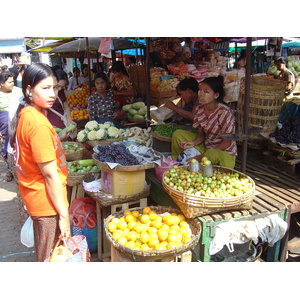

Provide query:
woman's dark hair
left=176, top=77, right=199, bottom=94
left=201, top=75, right=225, bottom=103
left=93, top=72, right=110, bottom=89
left=81, top=64, right=88, bottom=72
left=111, top=61, right=129, bottom=77
left=55, top=69, right=68, bottom=83
left=0, top=71, right=14, bottom=85
left=73, top=67, right=80, bottom=73
left=10, top=63, right=55, bottom=145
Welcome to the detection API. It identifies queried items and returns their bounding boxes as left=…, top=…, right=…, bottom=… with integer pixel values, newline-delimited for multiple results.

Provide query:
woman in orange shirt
left=10, top=63, right=70, bottom=262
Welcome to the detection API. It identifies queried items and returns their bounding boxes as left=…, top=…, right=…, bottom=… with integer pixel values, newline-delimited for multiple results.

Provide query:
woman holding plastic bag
left=10, top=63, right=70, bottom=262
left=171, top=76, right=237, bottom=169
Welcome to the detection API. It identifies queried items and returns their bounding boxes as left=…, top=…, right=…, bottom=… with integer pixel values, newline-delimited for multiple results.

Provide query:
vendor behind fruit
left=164, top=77, right=199, bottom=124
left=171, top=75, right=237, bottom=169
left=87, top=72, right=122, bottom=124
left=109, top=61, right=135, bottom=109
left=274, top=57, right=295, bottom=96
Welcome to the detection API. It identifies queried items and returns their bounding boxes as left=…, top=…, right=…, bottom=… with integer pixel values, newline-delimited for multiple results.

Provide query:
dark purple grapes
left=94, top=143, right=140, bottom=165
left=269, top=116, right=300, bottom=144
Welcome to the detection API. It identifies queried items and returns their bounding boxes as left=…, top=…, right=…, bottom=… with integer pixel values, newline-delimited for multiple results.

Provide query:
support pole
left=85, top=37, right=92, bottom=95
left=241, top=37, right=252, bottom=173
left=145, top=37, right=151, bottom=128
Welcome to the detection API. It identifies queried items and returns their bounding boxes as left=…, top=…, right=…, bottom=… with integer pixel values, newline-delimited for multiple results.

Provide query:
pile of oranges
left=107, top=207, right=193, bottom=251
left=66, top=87, right=89, bottom=106
left=70, top=109, right=89, bottom=120
left=67, top=86, right=96, bottom=121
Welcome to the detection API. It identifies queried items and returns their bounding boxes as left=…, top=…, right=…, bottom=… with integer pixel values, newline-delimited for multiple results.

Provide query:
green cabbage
left=122, top=104, right=132, bottom=112
left=129, top=108, right=138, bottom=116
left=132, top=101, right=145, bottom=109
left=133, top=114, right=144, bottom=120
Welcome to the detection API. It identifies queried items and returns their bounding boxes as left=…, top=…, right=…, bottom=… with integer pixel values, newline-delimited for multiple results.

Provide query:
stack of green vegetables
left=153, top=124, right=183, bottom=138
left=77, top=121, right=124, bottom=142
left=123, top=101, right=147, bottom=120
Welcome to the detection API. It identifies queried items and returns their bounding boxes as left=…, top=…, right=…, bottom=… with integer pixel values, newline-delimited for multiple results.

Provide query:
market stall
left=42, top=37, right=298, bottom=262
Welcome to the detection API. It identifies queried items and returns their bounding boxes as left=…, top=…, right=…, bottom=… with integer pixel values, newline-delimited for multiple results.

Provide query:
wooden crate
left=96, top=197, right=148, bottom=261
left=263, top=151, right=300, bottom=174
left=111, top=246, right=192, bottom=262
left=67, top=184, right=85, bottom=204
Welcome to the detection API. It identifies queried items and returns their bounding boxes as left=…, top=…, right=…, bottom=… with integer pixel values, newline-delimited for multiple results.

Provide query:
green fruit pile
left=163, top=165, right=253, bottom=198
left=62, top=142, right=84, bottom=153
left=67, top=159, right=100, bottom=173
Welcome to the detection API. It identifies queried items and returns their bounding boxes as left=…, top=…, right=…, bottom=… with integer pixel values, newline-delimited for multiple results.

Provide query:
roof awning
left=0, top=39, right=25, bottom=54
left=29, top=38, right=75, bottom=52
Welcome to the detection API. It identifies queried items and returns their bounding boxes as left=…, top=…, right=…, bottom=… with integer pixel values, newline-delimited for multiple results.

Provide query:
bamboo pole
left=241, top=37, right=252, bottom=173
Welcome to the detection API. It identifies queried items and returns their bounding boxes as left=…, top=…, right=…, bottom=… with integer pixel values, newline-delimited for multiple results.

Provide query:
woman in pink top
left=171, top=76, right=237, bottom=169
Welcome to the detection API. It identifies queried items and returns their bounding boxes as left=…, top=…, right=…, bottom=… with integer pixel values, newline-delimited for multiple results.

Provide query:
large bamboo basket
left=62, top=142, right=85, bottom=161
left=236, top=75, right=286, bottom=149
left=162, top=166, right=255, bottom=218
left=81, top=172, right=151, bottom=207
left=104, top=205, right=202, bottom=262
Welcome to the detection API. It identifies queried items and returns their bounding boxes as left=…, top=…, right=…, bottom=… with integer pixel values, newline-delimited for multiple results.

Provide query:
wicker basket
left=236, top=75, right=286, bottom=149
left=104, top=205, right=202, bottom=262
left=81, top=172, right=151, bottom=207
left=150, top=90, right=178, bottom=98
left=84, top=138, right=123, bottom=148
left=151, top=131, right=172, bottom=142
left=63, top=142, right=85, bottom=161
left=67, top=171, right=101, bottom=187
left=128, top=118, right=146, bottom=124
left=162, top=166, right=255, bottom=218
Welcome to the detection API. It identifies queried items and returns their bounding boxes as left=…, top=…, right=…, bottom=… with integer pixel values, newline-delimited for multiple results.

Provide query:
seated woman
left=164, top=77, right=199, bottom=124
left=109, top=61, right=135, bottom=109
left=171, top=75, right=237, bottom=169
left=87, top=72, right=122, bottom=124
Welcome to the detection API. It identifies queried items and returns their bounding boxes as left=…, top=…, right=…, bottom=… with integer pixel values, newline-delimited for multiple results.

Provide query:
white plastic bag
left=20, top=216, right=34, bottom=248
left=177, top=147, right=201, bottom=165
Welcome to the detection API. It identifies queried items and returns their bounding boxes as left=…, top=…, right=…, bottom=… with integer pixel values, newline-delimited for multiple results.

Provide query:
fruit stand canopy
left=47, top=37, right=145, bottom=54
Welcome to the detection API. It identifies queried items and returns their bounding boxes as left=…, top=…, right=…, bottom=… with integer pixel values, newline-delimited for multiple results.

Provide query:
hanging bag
left=20, top=216, right=34, bottom=248
left=45, top=235, right=91, bottom=262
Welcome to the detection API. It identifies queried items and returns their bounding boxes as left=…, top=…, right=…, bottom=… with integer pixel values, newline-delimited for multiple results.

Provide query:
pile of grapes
left=93, top=143, right=140, bottom=166
left=269, top=116, right=300, bottom=144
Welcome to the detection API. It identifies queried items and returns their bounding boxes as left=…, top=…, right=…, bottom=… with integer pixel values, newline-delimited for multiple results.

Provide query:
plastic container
left=155, top=163, right=179, bottom=181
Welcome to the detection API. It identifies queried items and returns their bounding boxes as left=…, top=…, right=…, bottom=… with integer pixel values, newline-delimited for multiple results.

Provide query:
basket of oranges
left=104, top=205, right=201, bottom=262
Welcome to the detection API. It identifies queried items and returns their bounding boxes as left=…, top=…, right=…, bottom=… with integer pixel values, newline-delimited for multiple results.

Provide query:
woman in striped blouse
left=171, top=75, right=237, bottom=169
